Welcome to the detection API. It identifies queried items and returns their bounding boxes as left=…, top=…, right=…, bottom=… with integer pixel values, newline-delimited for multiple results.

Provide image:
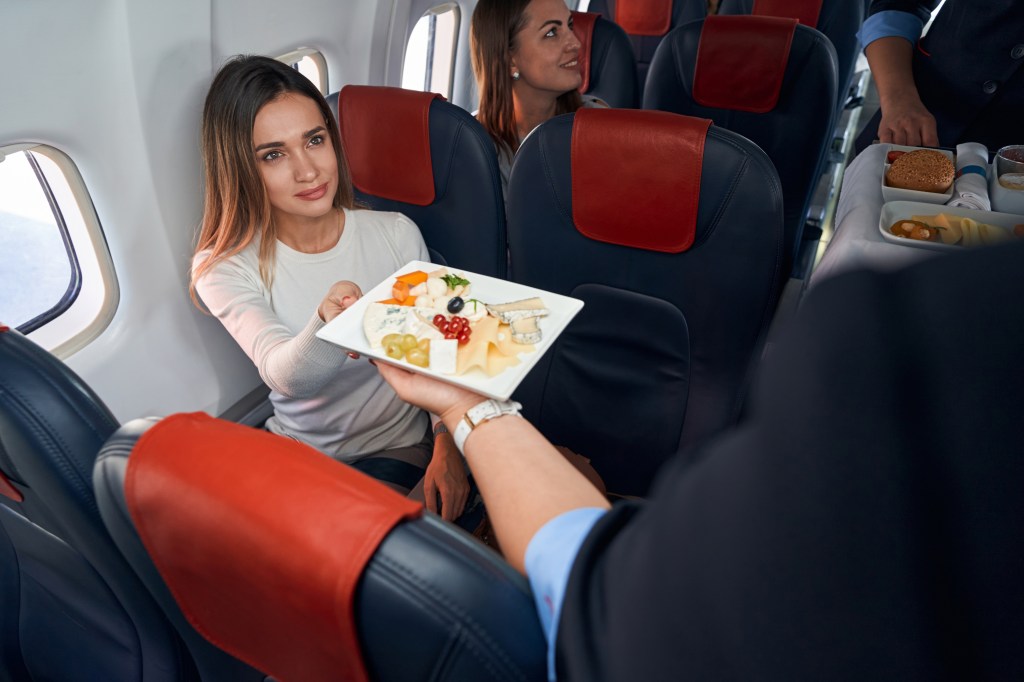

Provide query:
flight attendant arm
left=864, top=37, right=938, bottom=147
left=858, top=3, right=939, bottom=147
left=374, top=361, right=610, bottom=573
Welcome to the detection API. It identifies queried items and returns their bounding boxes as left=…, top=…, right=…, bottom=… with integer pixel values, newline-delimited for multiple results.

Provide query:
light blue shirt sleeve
left=525, top=506, right=608, bottom=682
left=857, top=10, right=925, bottom=49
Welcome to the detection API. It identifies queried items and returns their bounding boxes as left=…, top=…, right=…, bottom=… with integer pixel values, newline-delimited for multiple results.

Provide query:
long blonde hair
left=189, top=55, right=355, bottom=306
left=471, top=0, right=583, bottom=156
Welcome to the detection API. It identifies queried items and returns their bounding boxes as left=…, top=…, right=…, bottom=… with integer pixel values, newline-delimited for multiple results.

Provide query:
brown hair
left=471, top=0, right=583, bottom=155
left=189, top=54, right=355, bottom=306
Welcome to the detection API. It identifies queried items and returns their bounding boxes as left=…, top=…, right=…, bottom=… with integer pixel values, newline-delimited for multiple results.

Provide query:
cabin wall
left=1, top=0, right=402, bottom=422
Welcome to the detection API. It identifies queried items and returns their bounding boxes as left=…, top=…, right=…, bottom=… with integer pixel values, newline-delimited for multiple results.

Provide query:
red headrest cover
left=572, top=11, right=599, bottom=94
left=339, top=85, right=442, bottom=206
left=571, top=108, right=711, bottom=253
left=125, top=412, right=422, bottom=682
left=0, top=469, right=22, bottom=503
left=693, top=15, right=797, bottom=114
left=615, top=0, right=673, bottom=36
left=753, top=0, right=822, bottom=29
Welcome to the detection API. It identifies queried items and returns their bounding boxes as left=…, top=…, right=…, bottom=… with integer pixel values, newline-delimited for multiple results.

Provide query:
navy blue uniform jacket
left=859, top=0, right=1024, bottom=151
left=557, top=240, right=1024, bottom=679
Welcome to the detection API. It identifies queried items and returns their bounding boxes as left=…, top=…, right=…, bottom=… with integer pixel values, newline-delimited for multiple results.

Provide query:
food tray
left=316, top=260, right=584, bottom=401
left=879, top=201, right=1024, bottom=252
left=881, top=144, right=955, bottom=205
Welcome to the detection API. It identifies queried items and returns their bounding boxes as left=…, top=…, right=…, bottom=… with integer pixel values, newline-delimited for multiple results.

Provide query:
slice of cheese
left=429, top=338, right=458, bottom=375
left=510, top=316, right=542, bottom=344
left=930, top=213, right=963, bottom=245
left=486, top=298, right=550, bottom=324
left=363, top=303, right=408, bottom=348
left=404, top=308, right=444, bottom=340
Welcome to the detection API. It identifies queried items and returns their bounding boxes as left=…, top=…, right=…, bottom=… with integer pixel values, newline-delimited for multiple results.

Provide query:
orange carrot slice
left=392, top=280, right=411, bottom=302
left=396, top=270, right=428, bottom=286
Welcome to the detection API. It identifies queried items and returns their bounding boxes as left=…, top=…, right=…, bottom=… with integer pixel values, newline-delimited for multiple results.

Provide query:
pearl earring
left=512, top=70, right=520, bottom=81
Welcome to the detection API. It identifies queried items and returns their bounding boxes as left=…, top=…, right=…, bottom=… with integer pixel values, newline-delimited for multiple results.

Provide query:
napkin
left=947, top=142, right=991, bottom=211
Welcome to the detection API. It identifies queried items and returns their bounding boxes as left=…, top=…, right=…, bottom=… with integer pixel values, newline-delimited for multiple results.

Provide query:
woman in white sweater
left=190, top=55, right=469, bottom=521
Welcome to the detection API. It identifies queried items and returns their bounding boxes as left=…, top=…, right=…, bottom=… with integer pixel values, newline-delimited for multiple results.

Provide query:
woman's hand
left=423, top=430, right=470, bottom=521
left=375, top=361, right=484, bottom=427
left=318, top=281, right=362, bottom=322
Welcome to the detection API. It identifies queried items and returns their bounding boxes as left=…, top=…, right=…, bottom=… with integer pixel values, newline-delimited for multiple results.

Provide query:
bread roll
left=885, top=149, right=955, bottom=193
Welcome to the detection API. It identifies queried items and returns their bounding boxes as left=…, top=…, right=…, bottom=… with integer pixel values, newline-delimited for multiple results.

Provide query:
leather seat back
left=0, top=325, right=195, bottom=681
left=572, top=11, right=640, bottom=108
left=94, top=413, right=546, bottom=682
left=643, top=16, right=838, bottom=276
left=332, top=85, right=507, bottom=277
left=718, top=0, right=865, bottom=113
left=505, top=109, right=784, bottom=495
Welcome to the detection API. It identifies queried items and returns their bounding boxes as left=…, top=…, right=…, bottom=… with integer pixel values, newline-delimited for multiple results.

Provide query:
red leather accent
left=572, top=11, right=599, bottom=94
left=124, top=412, right=422, bottom=682
left=615, top=0, right=672, bottom=36
left=693, top=15, right=797, bottom=114
left=0, top=469, right=23, bottom=503
left=338, top=86, right=441, bottom=206
left=571, top=108, right=710, bottom=253
left=752, top=0, right=822, bottom=28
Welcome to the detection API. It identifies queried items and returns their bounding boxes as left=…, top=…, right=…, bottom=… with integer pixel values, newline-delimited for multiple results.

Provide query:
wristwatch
left=452, top=399, right=522, bottom=453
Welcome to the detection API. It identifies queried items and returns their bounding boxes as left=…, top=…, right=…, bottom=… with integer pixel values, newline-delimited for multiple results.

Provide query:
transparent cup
left=990, top=145, right=1024, bottom=213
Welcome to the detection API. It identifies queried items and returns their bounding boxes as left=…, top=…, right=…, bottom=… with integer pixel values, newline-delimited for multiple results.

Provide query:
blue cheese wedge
left=429, top=338, right=458, bottom=374
left=405, top=308, right=444, bottom=340
left=486, top=297, right=550, bottom=324
left=510, top=315, right=542, bottom=344
left=363, top=303, right=408, bottom=348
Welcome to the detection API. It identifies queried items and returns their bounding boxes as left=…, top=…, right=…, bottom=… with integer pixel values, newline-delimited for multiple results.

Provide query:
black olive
left=447, top=296, right=465, bottom=314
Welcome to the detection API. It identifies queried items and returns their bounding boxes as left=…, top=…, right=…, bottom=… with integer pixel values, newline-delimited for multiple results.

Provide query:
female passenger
left=190, top=55, right=469, bottom=521
left=471, top=0, right=607, bottom=193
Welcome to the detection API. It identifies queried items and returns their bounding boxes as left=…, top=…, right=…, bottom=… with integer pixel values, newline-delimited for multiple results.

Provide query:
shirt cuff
left=857, top=10, right=924, bottom=49
left=525, top=507, right=608, bottom=682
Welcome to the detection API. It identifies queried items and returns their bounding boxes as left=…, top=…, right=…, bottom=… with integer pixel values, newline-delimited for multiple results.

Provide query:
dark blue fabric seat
left=94, top=415, right=547, bottom=682
left=643, top=16, right=838, bottom=277
left=331, top=85, right=507, bottom=277
left=0, top=325, right=196, bottom=681
left=573, top=11, right=640, bottom=108
left=505, top=109, right=784, bottom=496
left=586, top=0, right=706, bottom=98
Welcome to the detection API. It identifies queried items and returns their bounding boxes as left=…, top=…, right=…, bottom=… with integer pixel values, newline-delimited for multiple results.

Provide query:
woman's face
left=251, top=92, right=338, bottom=224
left=510, top=0, right=582, bottom=100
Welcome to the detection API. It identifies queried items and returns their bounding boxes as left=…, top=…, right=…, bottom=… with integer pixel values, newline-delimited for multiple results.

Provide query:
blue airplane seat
left=572, top=11, right=640, bottom=108
left=332, top=85, right=507, bottom=277
left=0, top=325, right=198, bottom=681
left=93, top=413, right=547, bottom=682
left=718, top=0, right=865, bottom=116
left=586, top=0, right=706, bottom=99
left=505, top=109, right=784, bottom=496
left=643, top=15, right=838, bottom=278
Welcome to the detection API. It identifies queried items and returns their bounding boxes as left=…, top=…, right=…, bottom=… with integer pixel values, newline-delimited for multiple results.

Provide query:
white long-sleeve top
left=194, top=208, right=430, bottom=460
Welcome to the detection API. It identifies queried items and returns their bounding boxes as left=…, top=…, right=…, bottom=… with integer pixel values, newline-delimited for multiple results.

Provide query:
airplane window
left=277, top=48, right=328, bottom=94
left=401, top=3, right=460, bottom=98
left=0, top=144, right=118, bottom=356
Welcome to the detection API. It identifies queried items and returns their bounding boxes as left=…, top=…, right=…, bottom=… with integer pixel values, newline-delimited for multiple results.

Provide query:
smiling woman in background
left=190, top=55, right=470, bottom=521
left=471, top=0, right=607, bottom=194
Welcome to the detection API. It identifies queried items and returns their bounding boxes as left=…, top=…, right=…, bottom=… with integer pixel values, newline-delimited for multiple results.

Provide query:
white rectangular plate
left=879, top=200, right=1024, bottom=252
left=881, top=144, right=955, bottom=205
left=316, top=260, right=584, bottom=401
